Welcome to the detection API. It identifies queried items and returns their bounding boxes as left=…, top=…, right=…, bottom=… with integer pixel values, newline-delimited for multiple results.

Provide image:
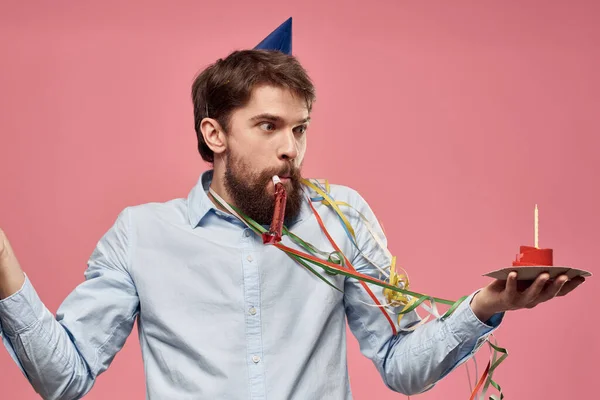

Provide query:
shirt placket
left=241, top=228, right=265, bottom=399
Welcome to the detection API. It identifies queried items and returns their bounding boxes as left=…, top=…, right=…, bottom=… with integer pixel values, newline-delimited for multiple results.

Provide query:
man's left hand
left=470, top=272, right=586, bottom=322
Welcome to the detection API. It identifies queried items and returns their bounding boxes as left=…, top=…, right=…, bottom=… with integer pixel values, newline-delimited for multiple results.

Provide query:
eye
left=293, top=125, right=307, bottom=135
left=259, top=122, right=276, bottom=132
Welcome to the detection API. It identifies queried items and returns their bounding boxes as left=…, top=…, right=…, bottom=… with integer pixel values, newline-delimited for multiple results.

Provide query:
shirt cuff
left=0, top=274, right=45, bottom=335
left=445, top=290, right=504, bottom=354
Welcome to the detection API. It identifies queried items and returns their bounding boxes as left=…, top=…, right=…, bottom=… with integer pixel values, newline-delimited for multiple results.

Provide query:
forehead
left=238, top=84, right=309, bottom=120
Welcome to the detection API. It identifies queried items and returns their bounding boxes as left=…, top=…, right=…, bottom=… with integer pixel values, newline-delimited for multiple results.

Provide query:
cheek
left=239, top=136, right=271, bottom=157
left=296, top=138, right=307, bottom=163
left=235, top=158, right=260, bottom=177
left=228, top=149, right=257, bottom=176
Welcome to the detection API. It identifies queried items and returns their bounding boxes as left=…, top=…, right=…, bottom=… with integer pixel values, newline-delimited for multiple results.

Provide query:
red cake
left=512, top=246, right=553, bottom=266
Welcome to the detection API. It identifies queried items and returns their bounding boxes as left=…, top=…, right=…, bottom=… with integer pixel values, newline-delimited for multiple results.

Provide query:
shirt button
left=249, top=307, right=257, bottom=315
left=247, top=255, right=253, bottom=262
left=252, top=355, right=261, bottom=363
left=244, top=230, right=251, bottom=237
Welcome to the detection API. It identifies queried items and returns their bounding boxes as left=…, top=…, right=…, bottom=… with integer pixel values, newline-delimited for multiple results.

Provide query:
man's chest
left=129, top=221, right=348, bottom=334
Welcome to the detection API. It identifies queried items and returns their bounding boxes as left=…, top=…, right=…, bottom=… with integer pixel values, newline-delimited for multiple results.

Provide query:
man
left=0, top=18, right=585, bottom=400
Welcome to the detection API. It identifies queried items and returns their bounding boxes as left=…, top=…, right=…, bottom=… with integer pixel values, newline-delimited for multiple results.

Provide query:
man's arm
left=342, top=190, right=503, bottom=396
left=0, top=208, right=139, bottom=400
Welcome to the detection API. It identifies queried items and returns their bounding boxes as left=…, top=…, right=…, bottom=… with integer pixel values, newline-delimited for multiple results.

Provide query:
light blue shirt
left=0, top=170, right=502, bottom=399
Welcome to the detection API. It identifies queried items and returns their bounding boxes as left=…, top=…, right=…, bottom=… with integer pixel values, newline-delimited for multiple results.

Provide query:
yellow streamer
left=302, top=179, right=356, bottom=238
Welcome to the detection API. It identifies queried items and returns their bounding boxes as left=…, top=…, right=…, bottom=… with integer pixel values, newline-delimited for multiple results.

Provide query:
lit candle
left=534, top=204, right=539, bottom=249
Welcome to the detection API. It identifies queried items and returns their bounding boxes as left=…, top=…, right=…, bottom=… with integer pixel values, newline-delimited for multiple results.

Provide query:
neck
left=207, top=167, right=234, bottom=214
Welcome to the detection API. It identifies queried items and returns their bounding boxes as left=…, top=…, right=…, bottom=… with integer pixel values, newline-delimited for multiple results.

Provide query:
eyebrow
left=249, top=113, right=311, bottom=125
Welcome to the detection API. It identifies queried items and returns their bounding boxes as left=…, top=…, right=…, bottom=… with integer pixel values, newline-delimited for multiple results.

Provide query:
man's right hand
left=0, top=228, right=26, bottom=299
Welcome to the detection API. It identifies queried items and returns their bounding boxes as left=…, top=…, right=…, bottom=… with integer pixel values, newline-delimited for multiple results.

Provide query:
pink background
left=1, top=1, right=598, bottom=398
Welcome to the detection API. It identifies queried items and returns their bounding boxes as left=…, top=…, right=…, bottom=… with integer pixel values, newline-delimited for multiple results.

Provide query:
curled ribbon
left=208, top=180, right=507, bottom=400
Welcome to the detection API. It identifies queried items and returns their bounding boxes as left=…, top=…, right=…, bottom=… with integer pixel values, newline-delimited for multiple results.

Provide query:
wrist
left=0, top=269, right=26, bottom=300
left=470, top=291, right=501, bottom=323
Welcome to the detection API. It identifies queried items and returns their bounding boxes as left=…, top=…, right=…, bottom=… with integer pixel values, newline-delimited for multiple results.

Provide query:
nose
left=278, top=130, right=299, bottom=162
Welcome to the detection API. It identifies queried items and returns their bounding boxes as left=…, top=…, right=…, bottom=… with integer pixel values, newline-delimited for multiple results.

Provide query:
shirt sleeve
left=342, top=190, right=504, bottom=396
left=0, top=208, right=139, bottom=400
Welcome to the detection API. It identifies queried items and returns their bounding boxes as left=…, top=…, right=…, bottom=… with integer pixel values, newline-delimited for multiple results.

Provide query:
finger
left=557, top=276, right=586, bottom=296
left=516, top=279, right=537, bottom=292
left=521, top=272, right=550, bottom=306
left=505, top=271, right=518, bottom=300
left=548, top=274, right=569, bottom=298
left=526, top=275, right=568, bottom=308
left=488, top=278, right=508, bottom=293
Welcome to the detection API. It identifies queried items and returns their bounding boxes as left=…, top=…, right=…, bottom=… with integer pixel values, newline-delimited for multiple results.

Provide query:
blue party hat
left=254, top=17, right=292, bottom=54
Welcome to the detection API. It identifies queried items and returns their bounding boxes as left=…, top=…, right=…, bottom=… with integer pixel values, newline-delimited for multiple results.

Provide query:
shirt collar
left=186, top=169, right=217, bottom=228
left=186, top=169, right=312, bottom=229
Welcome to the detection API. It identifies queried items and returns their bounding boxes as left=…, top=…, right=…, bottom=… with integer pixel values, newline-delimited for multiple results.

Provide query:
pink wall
left=1, top=1, right=597, bottom=398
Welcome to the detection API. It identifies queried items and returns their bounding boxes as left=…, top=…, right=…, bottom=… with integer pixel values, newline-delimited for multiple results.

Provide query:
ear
left=200, top=118, right=227, bottom=156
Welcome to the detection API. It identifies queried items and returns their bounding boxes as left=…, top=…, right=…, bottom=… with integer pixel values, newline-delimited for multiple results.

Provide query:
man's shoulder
left=303, top=178, right=366, bottom=206
left=116, top=197, right=189, bottom=227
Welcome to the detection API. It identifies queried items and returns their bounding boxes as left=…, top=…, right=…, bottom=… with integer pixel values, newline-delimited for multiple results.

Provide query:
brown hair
left=191, top=49, right=316, bottom=163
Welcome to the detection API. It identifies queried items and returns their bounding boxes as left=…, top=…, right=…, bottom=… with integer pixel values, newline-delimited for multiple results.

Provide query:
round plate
left=483, top=266, right=592, bottom=281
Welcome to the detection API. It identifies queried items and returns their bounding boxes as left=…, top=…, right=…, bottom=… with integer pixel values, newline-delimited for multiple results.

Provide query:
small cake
left=512, top=245, right=553, bottom=266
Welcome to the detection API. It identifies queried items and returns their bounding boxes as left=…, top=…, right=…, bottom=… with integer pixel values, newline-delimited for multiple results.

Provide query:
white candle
left=534, top=204, right=539, bottom=249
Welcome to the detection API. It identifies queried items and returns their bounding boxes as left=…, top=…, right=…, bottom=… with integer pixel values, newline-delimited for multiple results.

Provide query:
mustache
left=264, top=164, right=300, bottom=179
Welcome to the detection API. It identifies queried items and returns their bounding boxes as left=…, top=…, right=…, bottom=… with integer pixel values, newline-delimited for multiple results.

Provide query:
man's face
left=223, top=84, right=310, bottom=226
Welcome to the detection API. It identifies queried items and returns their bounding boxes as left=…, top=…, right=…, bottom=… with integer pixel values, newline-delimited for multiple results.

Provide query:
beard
left=223, top=153, right=305, bottom=227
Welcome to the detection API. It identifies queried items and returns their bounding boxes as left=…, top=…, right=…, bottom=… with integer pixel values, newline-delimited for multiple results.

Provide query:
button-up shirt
left=0, top=170, right=502, bottom=399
